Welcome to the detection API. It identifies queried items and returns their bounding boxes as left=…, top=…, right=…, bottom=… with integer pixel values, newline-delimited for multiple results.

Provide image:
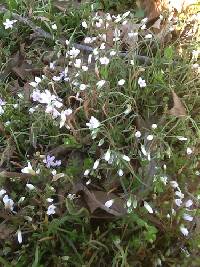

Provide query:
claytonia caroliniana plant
left=0, top=4, right=199, bottom=266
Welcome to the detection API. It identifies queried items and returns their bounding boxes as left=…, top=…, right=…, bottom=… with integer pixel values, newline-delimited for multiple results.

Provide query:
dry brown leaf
left=138, top=0, right=198, bottom=20
left=0, top=223, right=14, bottom=240
left=151, top=18, right=162, bottom=30
left=73, top=183, right=126, bottom=216
left=0, top=138, right=15, bottom=168
left=169, top=90, right=187, bottom=117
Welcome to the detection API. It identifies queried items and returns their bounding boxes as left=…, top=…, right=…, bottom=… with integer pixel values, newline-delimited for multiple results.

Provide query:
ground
left=0, top=0, right=200, bottom=266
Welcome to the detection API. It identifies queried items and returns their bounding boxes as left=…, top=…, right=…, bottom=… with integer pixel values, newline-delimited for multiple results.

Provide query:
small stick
left=0, top=171, right=33, bottom=179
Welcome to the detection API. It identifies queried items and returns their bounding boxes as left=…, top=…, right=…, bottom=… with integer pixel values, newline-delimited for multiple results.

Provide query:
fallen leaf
left=169, top=90, right=187, bottom=117
left=0, top=223, right=14, bottom=240
left=73, top=183, right=126, bottom=216
left=0, top=138, right=16, bottom=168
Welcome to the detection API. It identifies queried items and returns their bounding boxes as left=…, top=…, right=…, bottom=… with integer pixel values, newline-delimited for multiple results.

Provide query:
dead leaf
left=169, top=90, right=187, bottom=117
left=0, top=223, right=14, bottom=240
left=151, top=18, right=162, bottom=30
left=0, top=138, right=15, bottom=168
left=73, top=183, right=126, bottom=216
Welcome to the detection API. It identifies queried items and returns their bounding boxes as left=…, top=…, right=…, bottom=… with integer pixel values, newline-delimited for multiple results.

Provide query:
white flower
left=46, top=198, right=54, bottom=203
left=98, top=139, right=104, bottom=146
left=3, top=19, right=17, bottom=29
left=51, top=169, right=57, bottom=175
left=82, top=66, right=88, bottom=71
left=67, top=193, right=76, bottom=200
left=60, top=109, right=72, bottom=128
left=29, top=107, right=36, bottom=114
left=160, top=176, right=168, bottom=185
left=141, top=18, right=148, bottom=23
left=93, top=159, right=100, bottom=170
left=183, top=213, right=193, bottom=222
left=4, top=121, right=11, bottom=126
left=100, top=43, right=106, bottom=50
left=122, top=155, right=130, bottom=162
left=84, top=169, right=90, bottom=176
left=50, top=61, right=56, bottom=69
left=52, top=24, right=57, bottom=30
left=74, top=59, right=82, bottom=68
left=141, top=24, right=146, bottom=30
left=17, top=229, right=22, bottom=244
left=82, top=21, right=88, bottom=28
left=177, top=136, right=187, bottom=141
left=124, top=104, right=132, bottom=115
left=144, top=201, right=153, bottom=213
left=170, top=181, right=179, bottom=188
left=86, top=179, right=91, bottom=185
left=21, top=162, right=36, bottom=175
left=52, top=75, right=62, bottom=82
left=118, top=169, right=124, bottom=176
left=0, top=189, right=6, bottom=198
left=3, top=195, right=14, bottom=211
left=65, top=39, right=70, bottom=45
left=152, top=124, right=157, bottom=129
left=47, top=204, right=56, bottom=216
left=145, top=34, right=153, bottom=39
left=104, top=149, right=111, bottom=162
left=110, top=50, right=116, bottom=56
left=105, top=199, right=114, bottom=208
left=135, top=131, right=141, bottom=138
left=141, top=145, right=147, bottom=156
left=175, top=191, right=184, bottom=199
left=88, top=54, right=93, bottom=64
left=118, top=79, right=125, bottom=86
left=175, top=199, right=182, bottom=206
left=80, top=84, right=87, bottom=91
left=96, top=21, right=102, bottom=28
left=180, top=226, right=189, bottom=236
left=18, top=197, right=25, bottom=203
left=186, top=147, right=193, bottom=155
left=86, top=116, right=100, bottom=130
left=99, top=56, right=110, bottom=65
left=126, top=198, right=132, bottom=208
left=26, top=183, right=36, bottom=190
left=68, top=47, right=80, bottom=58
left=147, top=135, right=154, bottom=141
left=84, top=37, right=93, bottom=44
left=29, top=77, right=42, bottom=88
left=185, top=199, right=193, bottom=208
left=93, top=48, right=99, bottom=56
left=13, top=104, right=18, bottom=109
left=192, top=50, right=199, bottom=60
left=138, top=77, right=146, bottom=88
left=0, top=106, right=4, bottom=115
left=96, top=80, right=106, bottom=89
left=122, top=11, right=130, bottom=19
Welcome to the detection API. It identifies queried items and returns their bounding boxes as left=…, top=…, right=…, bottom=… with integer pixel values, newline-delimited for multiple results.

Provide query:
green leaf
left=6, top=0, right=18, bottom=10
left=135, top=8, right=145, bottom=18
left=63, top=135, right=82, bottom=148
left=164, top=46, right=174, bottom=60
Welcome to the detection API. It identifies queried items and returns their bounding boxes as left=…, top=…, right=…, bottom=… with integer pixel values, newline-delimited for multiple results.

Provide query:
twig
left=0, top=5, right=151, bottom=65
left=0, top=171, right=33, bottom=179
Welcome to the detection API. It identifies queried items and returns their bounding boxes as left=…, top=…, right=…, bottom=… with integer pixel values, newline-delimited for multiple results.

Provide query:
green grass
left=0, top=0, right=200, bottom=266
